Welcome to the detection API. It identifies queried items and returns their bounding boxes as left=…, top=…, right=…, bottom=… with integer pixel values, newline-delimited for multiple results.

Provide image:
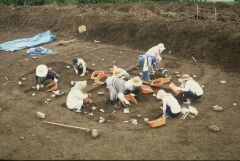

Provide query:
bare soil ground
left=0, top=3, right=240, bottom=160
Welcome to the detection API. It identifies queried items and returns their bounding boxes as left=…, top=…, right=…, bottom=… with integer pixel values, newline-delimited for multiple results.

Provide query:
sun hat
left=178, top=74, right=191, bottom=83
left=157, top=43, right=166, bottom=53
left=36, top=64, right=48, bottom=77
left=131, top=76, right=143, bottom=87
left=113, top=68, right=124, bottom=78
left=75, top=80, right=87, bottom=90
left=156, top=89, right=168, bottom=100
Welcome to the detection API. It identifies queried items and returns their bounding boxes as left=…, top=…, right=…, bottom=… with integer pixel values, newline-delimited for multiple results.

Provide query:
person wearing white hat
left=145, top=43, right=166, bottom=63
left=137, top=43, right=166, bottom=81
left=66, top=80, right=89, bottom=113
left=112, top=65, right=129, bottom=80
left=156, top=89, right=181, bottom=118
left=177, top=74, right=203, bottom=104
left=106, top=76, right=143, bottom=108
left=72, top=57, right=87, bottom=76
left=35, top=64, right=60, bottom=91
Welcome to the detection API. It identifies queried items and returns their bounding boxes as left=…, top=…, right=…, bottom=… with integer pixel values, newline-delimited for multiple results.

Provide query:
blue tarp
left=0, top=31, right=56, bottom=52
left=26, top=46, right=54, bottom=56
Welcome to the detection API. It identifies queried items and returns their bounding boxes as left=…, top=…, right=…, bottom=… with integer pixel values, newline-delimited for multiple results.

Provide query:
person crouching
left=106, top=76, right=143, bottom=108
left=177, top=74, right=203, bottom=104
left=72, top=57, right=87, bottom=76
left=35, top=64, right=60, bottom=91
left=156, top=89, right=181, bottom=118
left=66, top=80, right=90, bottom=113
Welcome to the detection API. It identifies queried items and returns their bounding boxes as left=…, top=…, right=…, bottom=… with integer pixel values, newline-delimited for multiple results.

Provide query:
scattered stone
left=219, top=80, right=227, bottom=84
left=123, top=108, right=130, bottom=114
left=92, top=106, right=97, bottom=110
left=89, top=113, right=94, bottom=116
left=176, top=74, right=181, bottom=78
left=93, top=40, right=100, bottom=43
left=18, top=81, right=23, bottom=85
left=21, top=77, right=27, bottom=81
left=51, top=94, right=56, bottom=98
left=169, top=50, right=172, bottom=54
left=91, top=129, right=99, bottom=138
left=70, top=81, right=75, bottom=86
left=99, top=117, right=105, bottom=124
left=78, top=25, right=86, bottom=33
left=123, top=121, right=129, bottom=123
left=130, top=119, right=138, bottom=125
left=32, top=93, right=36, bottom=96
left=92, top=64, right=95, bottom=66
left=208, top=125, right=221, bottom=132
left=32, top=56, right=38, bottom=59
left=0, top=108, right=2, bottom=112
left=120, top=52, right=122, bottom=54
left=102, top=59, right=105, bottom=61
left=36, top=112, right=46, bottom=119
left=137, top=114, right=142, bottom=117
left=212, top=105, right=224, bottom=112
left=19, top=136, right=25, bottom=140
left=66, top=65, right=71, bottom=69
left=153, top=94, right=157, bottom=97
left=144, top=118, right=149, bottom=122
left=112, top=60, right=116, bottom=63
left=201, top=85, right=205, bottom=88
left=25, top=59, right=29, bottom=61
left=174, top=71, right=179, bottom=74
left=98, top=91, right=105, bottom=95
left=193, top=74, right=197, bottom=78
left=233, top=102, right=237, bottom=107
left=84, top=112, right=88, bottom=114
left=44, top=101, right=49, bottom=104
left=99, top=109, right=105, bottom=113
left=47, top=98, right=51, bottom=101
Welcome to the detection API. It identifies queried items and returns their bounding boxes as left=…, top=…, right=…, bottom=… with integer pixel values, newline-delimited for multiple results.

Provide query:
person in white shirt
left=156, top=89, right=181, bottom=118
left=106, top=76, right=142, bottom=108
left=137, top=43, right=166, bottom=81
left=72, top=57, right=87, bottom=76
left=177, top=74, right=203, bottom=103
left=66, top=80, right=90, bottom=113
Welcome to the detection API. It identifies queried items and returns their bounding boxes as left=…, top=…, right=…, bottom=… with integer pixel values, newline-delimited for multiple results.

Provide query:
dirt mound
left=0, top=3, right=240, bottom=72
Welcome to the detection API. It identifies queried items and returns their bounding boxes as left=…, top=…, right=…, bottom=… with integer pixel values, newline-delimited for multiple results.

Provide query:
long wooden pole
left=43, top=121, right=90, bottom=132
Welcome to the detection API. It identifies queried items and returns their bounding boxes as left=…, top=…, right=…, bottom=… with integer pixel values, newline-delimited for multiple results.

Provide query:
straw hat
left=36, top=64, right=48, bottom=77
left=75, top=80, right=87, bottom=90
left=113, top=68, right=124, bottom=78
left=178, top=74, right=191, bottom=83
left=157, top=43, right=166, bottom=53
left=156, top=89, right=168, bottom=100
left=131, top=76, right=143, bottom=87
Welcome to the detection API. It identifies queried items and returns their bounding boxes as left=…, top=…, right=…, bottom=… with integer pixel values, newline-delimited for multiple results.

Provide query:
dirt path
left=0, top=31, right=240, bottom=160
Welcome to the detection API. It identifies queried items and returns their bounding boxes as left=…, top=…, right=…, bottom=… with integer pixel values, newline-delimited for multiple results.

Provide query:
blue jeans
left=137, top=55, right=157, bottom=81
left=183, top=91, right=202, bottom=100
left=166, top=105, right=180, bottom=118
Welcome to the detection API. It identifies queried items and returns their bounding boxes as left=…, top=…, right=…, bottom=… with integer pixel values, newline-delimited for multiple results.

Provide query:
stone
left=92, top=106, right=97, bottom=110
left=233, top=103, right=237, bottom=107
left=208, top=125, right=221, bottom=132
left=99, top=117, right=105, bottom=124
left=21, top=77, right=27, bottom=81
left=91, top=129, right=99, bottom=138
left=36, top=112, right=46, bottom=119
left=19, top=136, right=25, bottom=140
left=0, top=108, right=2, bottom=112
left=78, top=25, right=86, bottom=33
left=144, top=118, right=149, bottom=122
left=123, top=108, right=130, bottom=114
left=219, top=80, right=227, bottom=84
left=66, top=65, right=71, bottom=69
left=98, top=91, right=105, bottom=95
left=212, top=105, right=224, bottom=112
left=99, top=109, right=105, bottom=113
left=32, top=93, right=36, bottom=96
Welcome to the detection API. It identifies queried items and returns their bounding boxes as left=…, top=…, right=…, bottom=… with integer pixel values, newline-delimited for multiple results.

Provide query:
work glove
left=36, top=84, right=40, bottom=91
left=54, top=78, right=58, bottom=82
left=124, top=100, right=131, bottom=108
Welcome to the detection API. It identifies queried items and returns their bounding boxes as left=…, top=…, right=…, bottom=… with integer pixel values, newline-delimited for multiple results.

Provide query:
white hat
left=75, top=80, right=87, bottom=90
left=178, top=74, right=191, bottom=83
left=131, top=76, right=143, bottom=87
left=36, top=64, right=48, bottom=77
left=157, top=43, right=166, bottom=53
left=156, top=89, right=168, bottom=100
left=113, top=68, right=124, bottom=78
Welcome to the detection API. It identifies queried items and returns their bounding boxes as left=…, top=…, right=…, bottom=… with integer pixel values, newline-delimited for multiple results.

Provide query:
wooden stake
left=197, top=4, right=199, bottom=21
left=192, top=56, right=197, bottom=63
left=214, top=8, right=217, bottom=21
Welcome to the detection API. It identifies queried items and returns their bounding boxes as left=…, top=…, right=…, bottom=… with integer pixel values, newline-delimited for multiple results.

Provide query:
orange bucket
left=124, top=93, right=137, bottom=104
left=95, top=73, right=109, bottom=85
left=45, top=81, right=58, bottom=92
left=147, top=117, right=166, bottom=128
left=91, top=71, right=104, bottom=80
left=140, top=85, right=154, bottom=94
left=169, top=82, right=182, bottom=96
left=151, top=77, right=171, bottom=87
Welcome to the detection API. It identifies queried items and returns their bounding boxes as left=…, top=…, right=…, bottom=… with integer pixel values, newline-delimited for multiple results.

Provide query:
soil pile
left=0, top=3, right=239, bottom=72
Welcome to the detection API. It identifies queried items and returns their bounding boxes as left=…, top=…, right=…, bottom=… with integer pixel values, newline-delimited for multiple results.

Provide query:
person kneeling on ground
left=112, top=65, right=129, bottom=80
left=72, top=57, right=87, bottom=76
left=177, top=74, right=203, bottom=104
left=66, top=80, right=90, bottom=113
left=35, top=64, right=60, bottom=91
left=156, top=89, right=181, bottom=118
left=106, top=76, right=143, bottom=108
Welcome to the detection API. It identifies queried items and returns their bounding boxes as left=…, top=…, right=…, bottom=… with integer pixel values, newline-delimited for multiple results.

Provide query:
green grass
left=0, top=0, right=239, bottom=5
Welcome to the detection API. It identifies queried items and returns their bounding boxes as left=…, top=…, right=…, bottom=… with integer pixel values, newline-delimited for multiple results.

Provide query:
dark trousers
left=183, top=91, right=202, bottom=100
left=166, top=105, right=180, bottom=118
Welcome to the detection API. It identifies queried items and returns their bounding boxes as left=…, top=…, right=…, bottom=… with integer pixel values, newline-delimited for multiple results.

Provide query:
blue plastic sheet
left=26, top=46, right=54, bottom=56
left=0, top=31, right=56, bottom=52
